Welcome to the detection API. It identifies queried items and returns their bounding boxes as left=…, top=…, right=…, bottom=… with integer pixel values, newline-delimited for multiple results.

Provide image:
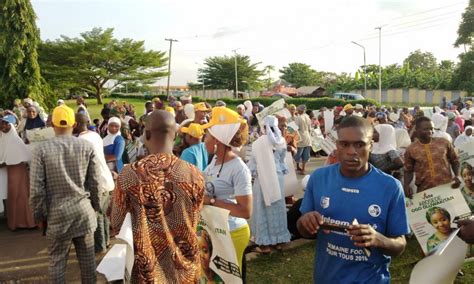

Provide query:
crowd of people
left=0, top=93, right=474, bottom=283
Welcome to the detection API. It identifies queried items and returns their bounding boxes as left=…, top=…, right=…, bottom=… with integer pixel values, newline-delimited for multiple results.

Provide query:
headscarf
left=372, top=124, right=397, bottom=154
left=184, top=103, right=195, bottom=120
left=243, top=100, right=252, bottom=118
left=432, top=113, right=448, bottom=132
left=25, top=114, right=46, bottom=130
left=395, top=128, right=411, bottom=149
left=264, top=115, right=285, bottom=149
left=454, top=126, right=474, bottom=148
left=0, top=123, right=31, bottom=165
left=434, top=106, right=443, bottom=114
left=103, top=117, right=122, bottom=147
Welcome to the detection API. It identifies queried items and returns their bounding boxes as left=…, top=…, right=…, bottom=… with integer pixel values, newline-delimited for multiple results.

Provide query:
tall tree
left=0, top=0, right=46, bottom=108
left=39, top=28, right=168, bottom=104
left=454, top=0, right=474, bottom=49
left=198, top=54, right=264, bottom=96
left=263, top=65, right=275, bottom=90
left=279, top=63, right=318, bottom=88
left=403, top=50, right=438, bottom=71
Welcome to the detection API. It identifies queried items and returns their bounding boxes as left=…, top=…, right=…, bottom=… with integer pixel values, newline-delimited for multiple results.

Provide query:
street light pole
left=195, top=61, right=205, bottom=97
left=232, top=49, right=239, bottom=98
left=375, top=27, right=382, bottom=104
left=351, top=41, right=367, bottom=97
left=165, top=38, right=178, bottom=96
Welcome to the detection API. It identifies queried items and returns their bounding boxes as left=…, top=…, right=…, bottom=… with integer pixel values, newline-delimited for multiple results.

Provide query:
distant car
left=271, top=93, right=291, bottom=99
left=332, top=92, right=365, bottom=100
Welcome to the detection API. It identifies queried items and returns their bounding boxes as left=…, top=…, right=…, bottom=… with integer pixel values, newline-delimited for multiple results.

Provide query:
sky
left=31, top=0, right=470, bottom=86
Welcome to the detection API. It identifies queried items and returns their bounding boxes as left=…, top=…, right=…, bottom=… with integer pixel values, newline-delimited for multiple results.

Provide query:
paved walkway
left=0, top=157, right=325, bottom=282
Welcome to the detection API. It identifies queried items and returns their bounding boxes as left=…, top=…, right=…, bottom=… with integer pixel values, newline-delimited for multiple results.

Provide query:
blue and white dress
left=250, top=147, right=291, bottom=246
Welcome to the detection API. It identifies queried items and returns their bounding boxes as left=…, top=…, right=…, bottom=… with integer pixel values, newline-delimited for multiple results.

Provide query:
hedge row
left=109, top=93, right=379, bottom=110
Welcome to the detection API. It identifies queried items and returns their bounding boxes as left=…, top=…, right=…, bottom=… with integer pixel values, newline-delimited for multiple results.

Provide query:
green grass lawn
left=246, top=238, right=474, bottom=284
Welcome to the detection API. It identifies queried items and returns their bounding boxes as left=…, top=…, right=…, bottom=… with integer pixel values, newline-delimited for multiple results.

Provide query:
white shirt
left=461, top=107, right=474, bottom=120
left=79, top=131, right=115, bottom=192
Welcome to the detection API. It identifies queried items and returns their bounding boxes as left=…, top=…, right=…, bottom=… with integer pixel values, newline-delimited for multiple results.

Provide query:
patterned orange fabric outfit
left=110, top=153, right=205, bottom=283
left=404, top=137, right=459, bottom=192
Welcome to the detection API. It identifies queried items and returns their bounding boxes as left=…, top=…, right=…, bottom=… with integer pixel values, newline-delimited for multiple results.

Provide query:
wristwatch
left=210, top=198, right=216, bottom=205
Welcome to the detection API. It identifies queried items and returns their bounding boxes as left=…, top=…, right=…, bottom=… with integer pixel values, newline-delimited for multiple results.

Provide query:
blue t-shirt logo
left=320, top=196, right=330, bottom=209
left=368, top=204, right=382, bottom=217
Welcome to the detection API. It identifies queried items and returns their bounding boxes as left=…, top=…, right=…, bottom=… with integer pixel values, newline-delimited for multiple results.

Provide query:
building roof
left=296, top=86, right=325, bottom=94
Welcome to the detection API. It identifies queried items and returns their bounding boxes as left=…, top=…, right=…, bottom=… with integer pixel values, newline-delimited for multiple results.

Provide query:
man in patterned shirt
left=110, top=110, right=205, bottom=283
left=30, top=105, right=101, bottom=283
left=403, top=116, right=461, bottom=198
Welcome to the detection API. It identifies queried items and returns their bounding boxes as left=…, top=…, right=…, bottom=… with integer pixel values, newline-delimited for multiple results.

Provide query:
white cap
left=57, top=99, right=65, bottom=105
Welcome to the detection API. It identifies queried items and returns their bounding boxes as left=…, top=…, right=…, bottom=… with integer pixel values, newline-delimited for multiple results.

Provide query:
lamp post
left=351, top=41, right=367, bottom=97
left=232, top=49, right=240, bottom=98
left=375, top=27, right=383, bottom=104
left=165, top=38, right=178, bottom=96
left=195, top=62, right=205, bottom=97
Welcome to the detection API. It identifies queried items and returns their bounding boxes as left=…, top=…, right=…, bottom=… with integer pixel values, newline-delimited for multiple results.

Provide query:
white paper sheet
left=283, top=153, right=298, bottom=197
left=410, top=229, right=468, bottom=284
left=97, top=213, right=134, bottom=281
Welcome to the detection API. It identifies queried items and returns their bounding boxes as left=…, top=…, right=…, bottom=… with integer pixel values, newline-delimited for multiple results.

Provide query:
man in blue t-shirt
left=297, top=116, right=410, bottom=284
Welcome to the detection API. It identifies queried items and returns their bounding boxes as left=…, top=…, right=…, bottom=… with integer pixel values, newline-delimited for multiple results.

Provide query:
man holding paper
left=110, top=110, right=205, bottom=283
left=297, top=116, right=409, bottom=283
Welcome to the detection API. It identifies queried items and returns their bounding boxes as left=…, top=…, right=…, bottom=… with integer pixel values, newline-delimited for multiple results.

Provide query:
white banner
left=406, top=184, right=470, bottom=255
left=97, top=213, right=134, bottom=282
left=457, top=140, right=474, bottom=166
left=198, top=206, right=242, bottom=284
left=255, top=99, right=286, bottom=125
left=320, top=130, right=337, bottom=155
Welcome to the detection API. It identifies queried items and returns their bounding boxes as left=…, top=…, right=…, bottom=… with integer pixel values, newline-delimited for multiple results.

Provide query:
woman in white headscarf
left=431, top=113, right=452, bottom=143
left=249, top=115, right=291, bottom=254
left=202, top=106, right=252, bottom=273
left=454, top=126, right=474, bottom=148
left=0, top=115, right=36, bottom=230
left=369, top=124, right=404, bottom=175
left=395, top=128, right=412, bottom=158
left=244, top=100, right=253, bottom=120
left=103, top=117, right=126, bottom=173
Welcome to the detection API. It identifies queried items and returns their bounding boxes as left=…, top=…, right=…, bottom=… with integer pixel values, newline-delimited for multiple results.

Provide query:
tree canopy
left=454, top=0, right=474, bottom=48
left=39, top=27, right=168, bottom=104
left=197, top=54, right=264, bottom=96
left=279, top=63, right=319, bottom=88
left=0, top=0, right=49, bottom=108
left=403, top=50, right=438, bottom=71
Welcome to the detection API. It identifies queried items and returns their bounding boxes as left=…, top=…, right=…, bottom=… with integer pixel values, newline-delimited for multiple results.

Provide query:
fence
left=189, top=89, right=262, bottom=99
left=351, top=89, right=468, bottom=104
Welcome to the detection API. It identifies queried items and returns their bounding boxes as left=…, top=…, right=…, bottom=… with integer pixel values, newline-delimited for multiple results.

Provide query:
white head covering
left=372, top=124, right=397, bottom=154
left=103, top=117, right=122, bottom=147
left=244, top=100, right=252, bottom=118
left=395, top=128, right=411, bottom=149
left=434, top=106, right=443, bottom=114
left=432, top=113, right=448, bottom=132
left=454, top=126, right=474, bottom=148
left=208, top=124, right=241, bottom=147
left=264, top=115, right=285, bottom=149
left=0, top=124, right=31, bottom=164
left=184, top=104, right=195, bottom=120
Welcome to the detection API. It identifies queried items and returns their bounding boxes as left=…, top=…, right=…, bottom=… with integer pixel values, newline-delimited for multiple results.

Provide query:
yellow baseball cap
left=180, top=123, right=204, bottom=139
left=466, top=100, right=473, bottom=106
left=343, top=104, right=354, bottom=111
left=201, top=107, right=244, bottom=130
left=194, top=102, right=210, bottom=112
left=52, top=105, right=75, bottom=128
left=165, top=106, right=175, bottom=115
